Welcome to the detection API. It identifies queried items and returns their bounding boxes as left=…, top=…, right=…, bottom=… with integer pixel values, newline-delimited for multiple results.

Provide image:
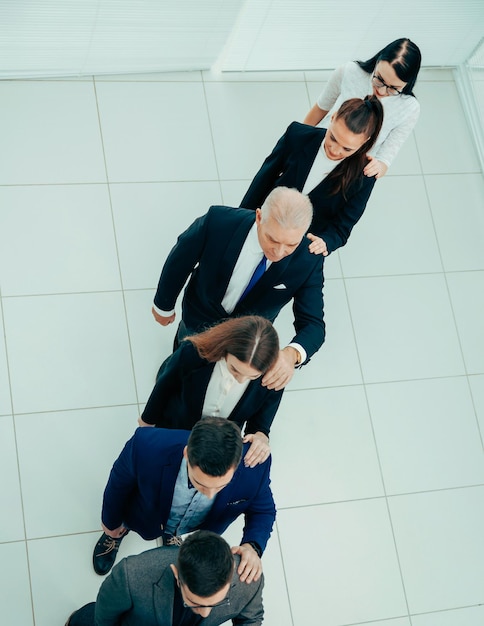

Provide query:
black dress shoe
left=93, top=532, right=126, bottom=575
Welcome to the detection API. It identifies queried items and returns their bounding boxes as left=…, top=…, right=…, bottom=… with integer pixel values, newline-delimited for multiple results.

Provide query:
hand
left=138, top=416, right=155, bottom=427
left=363, top=156, right=388, bottom=179
left=101, top=522, right=128, bottom=539
left=261, top=347, right=298, bottom=390
left=152, top=307, right=176, bottom=326
left=307, top=232, right=328, bottom=256
left=243, top=432, right=270, bottom=468
left=231, top=544, right=263, bottom=583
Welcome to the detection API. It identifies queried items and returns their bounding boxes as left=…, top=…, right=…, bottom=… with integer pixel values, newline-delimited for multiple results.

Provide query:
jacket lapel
left=153, top=568, right=176, bottom=626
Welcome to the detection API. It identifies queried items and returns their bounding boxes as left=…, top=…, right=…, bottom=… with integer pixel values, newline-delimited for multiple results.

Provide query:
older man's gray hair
left=260, top=186, right=313, bottom=231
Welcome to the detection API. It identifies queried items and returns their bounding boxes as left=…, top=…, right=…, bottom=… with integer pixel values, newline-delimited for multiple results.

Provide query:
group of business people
left=66, top=37, right=422, bottom=626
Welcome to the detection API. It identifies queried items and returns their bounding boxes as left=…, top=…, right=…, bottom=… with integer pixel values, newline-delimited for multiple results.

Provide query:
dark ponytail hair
left=357, top=38, right=421, bottom=96
left=324, top=95, right=383, bottom=199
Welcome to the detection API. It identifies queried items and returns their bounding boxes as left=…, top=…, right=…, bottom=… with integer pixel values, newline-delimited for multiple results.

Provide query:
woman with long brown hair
left=240, top=95, right=383, bottom=257
left=139, top=315, right=281, bottom=467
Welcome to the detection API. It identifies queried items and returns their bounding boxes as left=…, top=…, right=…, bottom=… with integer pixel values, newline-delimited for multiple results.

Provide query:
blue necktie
left=238, top=255, right=267, bottom=303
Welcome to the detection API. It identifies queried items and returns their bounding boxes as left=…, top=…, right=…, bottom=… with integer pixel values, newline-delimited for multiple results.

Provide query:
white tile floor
left=0, top=68, right=483, bottom=626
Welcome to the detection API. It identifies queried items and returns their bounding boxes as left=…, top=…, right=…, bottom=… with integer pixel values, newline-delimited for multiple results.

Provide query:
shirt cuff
left=153, top=303, right=175, bottom=317
left=287, top=343, right=307, bottom=366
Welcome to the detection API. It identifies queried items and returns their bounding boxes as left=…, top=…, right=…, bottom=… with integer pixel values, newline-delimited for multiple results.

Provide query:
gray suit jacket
left=95, top=545, right=264, bottom=626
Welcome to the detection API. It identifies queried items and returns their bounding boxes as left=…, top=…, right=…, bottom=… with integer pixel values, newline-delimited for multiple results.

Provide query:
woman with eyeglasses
left=138, top=315, right=282, bottom=468
left=241, top=96, right=383, bottom=256
left=304, top=38, right=422, bottom=179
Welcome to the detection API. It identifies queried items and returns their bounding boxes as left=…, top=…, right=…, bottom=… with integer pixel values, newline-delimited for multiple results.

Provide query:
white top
left=302, top=139, right=340, bottom=194
left=221, top=223, right=271, bottom=314
left=202, top=358, right=251, bottom=418
left=316, top=61, right=420, bottom=167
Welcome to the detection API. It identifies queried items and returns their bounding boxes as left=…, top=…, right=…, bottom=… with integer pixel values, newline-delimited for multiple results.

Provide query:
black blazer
left=241, top=122, right=376, bottom=254
left=154, top=205, right=325, bottom=362
left=141, top=341, right=283, bottom=436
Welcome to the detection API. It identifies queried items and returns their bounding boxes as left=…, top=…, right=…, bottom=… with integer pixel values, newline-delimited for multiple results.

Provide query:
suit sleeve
left=153, top=210, right=210, bottom=311
left=232, top=570, right=265, bottom=626
left=240, top=459, right=276, bottom=554
left=290, top=254, right=325, bottom=361
left=312, top=176, right=376, bottom=254
left=240, top=128, right=289, bottom=210
left=141, top=342, right=194, bottom=426
left=95, top=559, right=133, bottom=626
left=243, top=386, right=284, bottom=437
left=101, top=436, right=138, bottom=532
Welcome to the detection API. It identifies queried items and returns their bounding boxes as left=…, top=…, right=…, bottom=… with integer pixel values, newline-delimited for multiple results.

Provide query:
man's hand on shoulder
left=261, top=347, right=299, bottom=390
left=232, top=544, right=263, bottom=583
left=152, top=307, right=176, bottom=326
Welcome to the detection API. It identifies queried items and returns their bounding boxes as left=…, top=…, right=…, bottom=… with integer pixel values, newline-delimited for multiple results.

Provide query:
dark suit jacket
left=240, top=122, right=376, bottom=254
left=89, top=547, right=264, bottom=626
left=102, top=428, right=275, bottom=552
left=154, top=205, right=324, bottom=363
left=141, top=341, right=283, bottom=436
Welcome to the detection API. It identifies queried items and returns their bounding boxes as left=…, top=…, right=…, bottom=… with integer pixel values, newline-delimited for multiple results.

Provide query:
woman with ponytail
left=241, top=95, right=383, bottom=256
left=304, top=38, right=422, bottom=179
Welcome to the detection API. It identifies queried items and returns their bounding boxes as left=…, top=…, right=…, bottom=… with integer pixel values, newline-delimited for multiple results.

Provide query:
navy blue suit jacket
left=141, top=341, right=283, bottom=436
left=154, top=205, right=324, bottom=362
left=101, top=428, right=276, bottom=552
left=240, top=122, right=376, bottom=254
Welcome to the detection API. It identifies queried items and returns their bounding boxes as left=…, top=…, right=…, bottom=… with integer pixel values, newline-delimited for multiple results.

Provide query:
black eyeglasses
left=182, top=597, right=231, bottom=610
left=372, top=74, right=403, bottom=96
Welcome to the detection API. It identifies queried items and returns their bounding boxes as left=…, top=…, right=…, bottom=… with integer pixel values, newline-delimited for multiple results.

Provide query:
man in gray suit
left=66, top=531, right=264, bottom=625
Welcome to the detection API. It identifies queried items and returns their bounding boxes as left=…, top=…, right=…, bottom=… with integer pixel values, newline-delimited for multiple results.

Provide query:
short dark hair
left=357, top=38, right=422, bottom=96
left=187, top=417, right=243, bottom=476
left=177, top=530, right=234, bottom=597
left=188, top=315, right=279, bottom=374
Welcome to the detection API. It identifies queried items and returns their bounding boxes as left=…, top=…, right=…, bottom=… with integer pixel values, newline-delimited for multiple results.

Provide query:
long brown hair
left=187, top=316, right=279, bottom=374
left=324, top=95, right=383, bottom=199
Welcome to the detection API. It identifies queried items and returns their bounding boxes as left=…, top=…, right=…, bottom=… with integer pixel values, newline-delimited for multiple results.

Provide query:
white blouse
left=316, top=61, right=420, bottom=167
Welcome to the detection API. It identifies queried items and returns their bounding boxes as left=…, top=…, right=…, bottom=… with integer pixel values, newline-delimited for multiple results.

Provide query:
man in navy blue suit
left=92, top=418, right=275, bottom=584
left=152, top=186, right=325, bottom=391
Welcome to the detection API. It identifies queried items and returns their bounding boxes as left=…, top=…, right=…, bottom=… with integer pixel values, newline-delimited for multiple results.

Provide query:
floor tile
left=339, top=176, right=442, bottom=277
left=412, top=606, right=484, bottom=626
left=278, top=501, right=407, bottom=625
left=0, top=542, right=33, bottom=626
left=4, top=292, right=137, bottom=414
left=111, top=181, right=222, bottom=290
left=0, top=81, right=106, bottom=184
left=28, top=531, right=156, bottom=626
left=346, top=274, right=465, bottom=383
left=389, top=487, right=484, bottom=614
left=271, top=386, right=383, bottom=507
left=95, top=82, right=218, bottom=182
left=204, top=81, right=310, bottom=179
left=355, top=619, right=410, bottom=626
left=385, top=131, right=422, bottom=176
left=273, top=279, right=362, bottom=389
left=124, top=289, right=181, bottom=404
left=425, top=173, right=484, bottom=272
left=15, top=406, right=138, bottom=538
left=414, top=82, right=481, bottom=174
left=221, top=518, right=293, bottom=626
left=0, top=305, right=12, bottom=416
left=0, top=415, right=24, bottom=542
left=0, top=184, right=120, bottom=296
left=447, top=271, right=484, bottom=374
left=367, top=377, right=484, bottom=494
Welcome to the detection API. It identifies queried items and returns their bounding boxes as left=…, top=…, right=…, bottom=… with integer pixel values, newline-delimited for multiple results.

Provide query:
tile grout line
left=0, top=290, right=36, bottom=624
left=92, top=76, right=141, bottom=412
